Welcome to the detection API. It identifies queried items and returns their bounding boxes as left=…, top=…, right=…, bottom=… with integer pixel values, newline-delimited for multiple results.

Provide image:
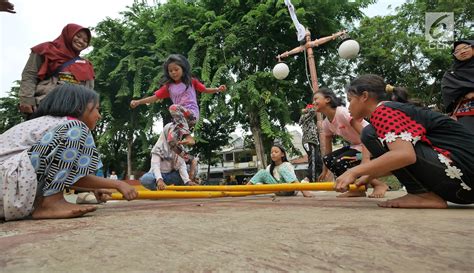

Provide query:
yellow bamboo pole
left=165, top=182, right=365, bottom=192
left=111, top=190, right=275, bottom=200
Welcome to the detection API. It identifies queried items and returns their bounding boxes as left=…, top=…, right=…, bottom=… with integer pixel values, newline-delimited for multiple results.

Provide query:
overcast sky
left=0, top=0, right=404, bottom=98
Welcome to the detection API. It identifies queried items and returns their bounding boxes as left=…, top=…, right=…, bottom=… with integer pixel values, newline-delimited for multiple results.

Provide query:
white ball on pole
left=338, top=39, right=360, bottom=59
left=273, top=62, right=290, bottom=80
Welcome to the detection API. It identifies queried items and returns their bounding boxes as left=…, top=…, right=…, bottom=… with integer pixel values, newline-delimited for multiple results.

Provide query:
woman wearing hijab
left=18, top=23, right=95, bottom=116
left=140, top=123, right=196, bottom=190
left=441, top=39, right=474, bottom=133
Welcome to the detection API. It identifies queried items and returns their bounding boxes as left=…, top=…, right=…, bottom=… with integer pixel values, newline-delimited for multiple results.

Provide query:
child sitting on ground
left=247, top=144, right=313, bottom=197
left=0, top=85, right=137, bottom=221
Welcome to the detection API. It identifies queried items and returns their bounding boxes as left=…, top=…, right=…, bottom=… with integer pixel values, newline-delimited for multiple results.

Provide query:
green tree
left=88, top=0, right=235, bottom=177
left=354, top=0, right=473, bottom=109
left=0, top=83, right=24, bottom=133
left=88, top=2, right=162, bottom=178
left=190, top=0, right=373, bottom=167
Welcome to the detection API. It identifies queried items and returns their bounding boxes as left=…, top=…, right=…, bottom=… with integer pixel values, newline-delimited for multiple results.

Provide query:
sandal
left=76, top=192, right=99, bottom=204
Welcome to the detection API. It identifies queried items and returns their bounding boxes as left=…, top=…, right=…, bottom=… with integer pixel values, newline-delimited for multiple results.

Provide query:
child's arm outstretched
left=130, top=95, right=160, bottom=109
left=201, top=85, right=227, bottom=94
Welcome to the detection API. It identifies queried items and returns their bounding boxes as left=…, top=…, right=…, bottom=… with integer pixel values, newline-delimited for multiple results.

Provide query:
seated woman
left=336, top=74, right=474, bottom=208
left=0, top=84, right=137, bottom=221
left=140, top=123, right=196, bottom=190
left=441, top=39, right=474, bottom=134
left=247, top=144, right=312, bottom=197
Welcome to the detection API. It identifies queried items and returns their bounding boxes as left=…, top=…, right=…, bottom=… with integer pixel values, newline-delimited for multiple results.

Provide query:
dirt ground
left=1, top=190, right=473, bottom=273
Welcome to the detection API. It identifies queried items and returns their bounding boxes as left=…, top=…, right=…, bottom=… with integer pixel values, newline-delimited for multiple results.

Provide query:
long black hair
left=162, top=54, right=192, bottom=88
left=269, top=144, right=289, bottom=179
left=348, top=74, right=422, bottom=107
left=346, top=74, right=408, bottom=102
left=318, top=87, right=345, bottom=108
left=390, top=87, right=409, bottom=103
left=30, top=84, right=99, bottom=119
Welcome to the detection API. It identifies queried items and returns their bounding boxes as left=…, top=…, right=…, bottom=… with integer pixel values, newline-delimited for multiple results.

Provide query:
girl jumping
left=130, top=54, right=226, bottom=160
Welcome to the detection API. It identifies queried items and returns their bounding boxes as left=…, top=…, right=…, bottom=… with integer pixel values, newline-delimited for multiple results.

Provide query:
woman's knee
left=140, top=172, right=157, bottom=190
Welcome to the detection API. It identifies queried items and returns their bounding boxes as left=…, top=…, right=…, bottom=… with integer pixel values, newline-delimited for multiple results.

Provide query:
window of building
left=224, top=153, right=234, bottom=162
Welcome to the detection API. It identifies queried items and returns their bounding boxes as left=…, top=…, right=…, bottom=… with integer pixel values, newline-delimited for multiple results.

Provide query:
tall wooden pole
left=276, top=30, right=347, bottom=161
left=304, top=30, right=319, bottom=92
left=303, top=30, right=325, bottom=157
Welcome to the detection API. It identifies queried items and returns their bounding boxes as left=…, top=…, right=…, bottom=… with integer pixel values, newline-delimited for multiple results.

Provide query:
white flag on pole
left=284, top=0, right=306, bottom=41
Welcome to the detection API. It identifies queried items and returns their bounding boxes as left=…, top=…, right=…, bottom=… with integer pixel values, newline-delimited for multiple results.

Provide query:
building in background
left=199, top=131, right=308, bottom=184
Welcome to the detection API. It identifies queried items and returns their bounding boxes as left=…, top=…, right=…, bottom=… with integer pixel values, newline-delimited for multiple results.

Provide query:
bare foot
left=337, top=190, right=367, bottom=198
left=377, top=192, right=448, bottom=209
left=32, top=192, right=97, bottom=219
left=302, top=191, right=314, bottom=198
left=368, top=182, right=389, bottom=198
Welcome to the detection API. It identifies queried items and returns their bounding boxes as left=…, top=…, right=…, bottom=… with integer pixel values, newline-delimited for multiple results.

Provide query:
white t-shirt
left=322, top=106, right=368, bottom=151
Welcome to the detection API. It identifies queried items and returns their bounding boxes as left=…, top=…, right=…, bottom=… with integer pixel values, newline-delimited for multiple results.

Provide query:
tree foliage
left=7, top=0, right=467, bottom=177
left=0, top=83, right=24, bottom=133
left=353, top=0, right=473, bottom=109
left=1, top=0, right=374, bottom=174
left=87, top=0, right=236, bottom=176
left=190, top=0, right=373, bottom=166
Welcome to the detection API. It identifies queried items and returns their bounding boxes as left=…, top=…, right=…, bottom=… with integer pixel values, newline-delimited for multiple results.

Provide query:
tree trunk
left=127, top=137, right=133, bottom=179
left=249, top=112, right=267, bottom=169
left=206, top=149, right=212, bottom=182
left=127, top=112, right=135, bottom=180
left=207, top=163, right=211, bottom=182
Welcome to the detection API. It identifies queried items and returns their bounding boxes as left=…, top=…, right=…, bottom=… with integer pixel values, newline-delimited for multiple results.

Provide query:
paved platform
left=1, top=191, right=473, bottom=272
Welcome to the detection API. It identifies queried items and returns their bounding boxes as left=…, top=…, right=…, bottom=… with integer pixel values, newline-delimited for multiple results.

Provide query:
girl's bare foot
left=377, top=192, right=448, bottom=209
left=32, top=192, right=97, bottom=219
left=368, top=180, right=389, bottom=198
left=337, top=190, right=367, bottom=198
left=302, top=191, right=314, bottom=198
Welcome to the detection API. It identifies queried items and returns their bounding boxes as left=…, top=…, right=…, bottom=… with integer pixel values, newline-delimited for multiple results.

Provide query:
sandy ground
left=1, top=190, right=473, bottom=273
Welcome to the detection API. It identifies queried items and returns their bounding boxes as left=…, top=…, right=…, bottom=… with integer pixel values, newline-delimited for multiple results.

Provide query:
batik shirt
left=0, top=116, right=66, bottom=220
left=28, top=119, right=100, bottom=194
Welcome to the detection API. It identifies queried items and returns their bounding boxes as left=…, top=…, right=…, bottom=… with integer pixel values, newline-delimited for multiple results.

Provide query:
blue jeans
left=140, top=171, right=185, bottom=190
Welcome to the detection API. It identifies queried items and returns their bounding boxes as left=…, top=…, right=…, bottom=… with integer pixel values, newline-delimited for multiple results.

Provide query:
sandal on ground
left=76, top=192, right=99, bottom=204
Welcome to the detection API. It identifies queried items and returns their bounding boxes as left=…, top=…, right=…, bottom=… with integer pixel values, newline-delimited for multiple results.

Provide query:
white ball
left=273, top=62, right=290, bottom=80
left=338, top=39, right=360, bottom=59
